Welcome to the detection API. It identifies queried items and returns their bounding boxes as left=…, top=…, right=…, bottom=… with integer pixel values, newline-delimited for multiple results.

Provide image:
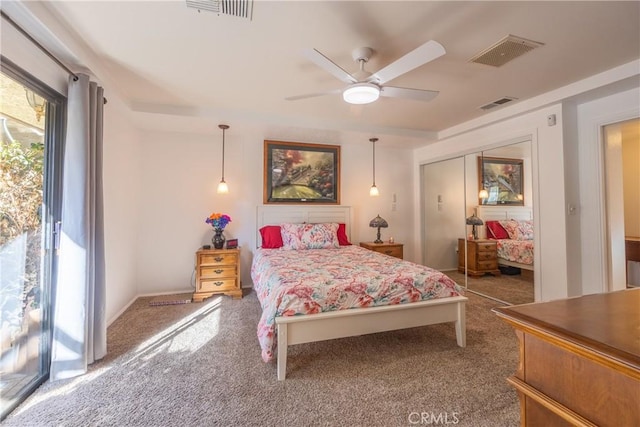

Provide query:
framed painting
left=264, top=140, right=340, bottom=204
left=478, top=156, right=524, bottom=205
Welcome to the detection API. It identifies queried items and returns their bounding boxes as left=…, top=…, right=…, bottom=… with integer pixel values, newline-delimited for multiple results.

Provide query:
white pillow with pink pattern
left=499, top=219, right=533, bottom=240
left=280, top=223, right=340, bottom=250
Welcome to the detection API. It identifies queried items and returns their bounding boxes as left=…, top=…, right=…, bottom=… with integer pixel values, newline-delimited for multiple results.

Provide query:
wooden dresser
left=193, top=248, right=242, bottom=302
left=494, top=289, right=640, bottom=426
left=457, top=238, right=501, bottom=277
left=359, top=242, right=403, bottom=259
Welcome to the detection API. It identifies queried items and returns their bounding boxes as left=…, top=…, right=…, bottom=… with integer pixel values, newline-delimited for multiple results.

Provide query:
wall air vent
left=480, top=97, right=517, bottom=111
left=470, top=35, right=544, bottom=67
left=186, top=0, right=253, bottom=20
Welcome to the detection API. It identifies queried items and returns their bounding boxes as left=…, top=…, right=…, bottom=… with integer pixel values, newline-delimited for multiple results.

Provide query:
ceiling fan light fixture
left=343, top=83, right=380, bottom=105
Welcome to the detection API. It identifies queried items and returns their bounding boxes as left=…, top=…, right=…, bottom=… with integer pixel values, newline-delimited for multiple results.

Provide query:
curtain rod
left=1, top=10, right=107, bottom=104
left=1, top=10, right=79, bottom=80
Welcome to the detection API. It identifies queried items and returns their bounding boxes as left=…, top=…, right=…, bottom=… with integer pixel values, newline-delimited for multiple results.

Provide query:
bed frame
left=256, top=205, right=467, bottom=380
left=476, top=205, right=533, bottom=271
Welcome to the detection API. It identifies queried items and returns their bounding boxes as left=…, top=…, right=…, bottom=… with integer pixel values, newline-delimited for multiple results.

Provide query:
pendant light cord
left=219, top=124, right=229, bottom=181
left=221, top=129, right=225, bottom=181
left=370, top=137, right=378, bottom=185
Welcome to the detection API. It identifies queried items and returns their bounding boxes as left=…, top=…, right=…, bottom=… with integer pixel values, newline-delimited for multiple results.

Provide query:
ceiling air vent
left=470, top=35, right=544, bottom=67
left=480, top=96, right=517, bottom=111
left=186, top=0, right=253, bottom=20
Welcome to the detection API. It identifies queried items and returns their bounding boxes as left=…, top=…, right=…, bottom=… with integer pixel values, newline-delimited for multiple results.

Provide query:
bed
left=476, top=206, right=534, bottom=272
left=252, top=206, right=467, bottom=380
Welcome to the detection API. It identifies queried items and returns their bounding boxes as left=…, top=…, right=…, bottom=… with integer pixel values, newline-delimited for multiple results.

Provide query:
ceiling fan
left=286, top=40, right=445, bottom=105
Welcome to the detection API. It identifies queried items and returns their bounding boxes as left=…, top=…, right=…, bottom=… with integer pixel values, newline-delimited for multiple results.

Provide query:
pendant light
left=217, top=124, right=229, bottom=194
left=369, top=137, right=379, bottom=196
left=478, top=150, right=489, bottom=199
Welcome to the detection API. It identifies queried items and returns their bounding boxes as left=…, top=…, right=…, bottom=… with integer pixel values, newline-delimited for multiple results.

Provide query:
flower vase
left=212, top=228, right=226, bottom=249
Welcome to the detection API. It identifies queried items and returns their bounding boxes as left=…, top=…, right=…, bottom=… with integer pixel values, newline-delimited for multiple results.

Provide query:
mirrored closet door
left=463, top=140, right=534, bottom=305
left=421, top=157, right=467, bottom=289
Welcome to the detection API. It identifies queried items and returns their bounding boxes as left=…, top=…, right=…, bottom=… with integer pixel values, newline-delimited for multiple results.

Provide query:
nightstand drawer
left=379, top=246, right=403, bottom=258
left=194, top=248, right=242, bottom=301
left=475, top=242, right=496, bottom=252
left=477, top=260, right=498, bottom=270
left=199, top=252, right=237, bottom=266
left=200, top=265, right=236, bottom=279
left=477, top=251, right=495, bottom=261
left=199, top=278, right=237, bottom=292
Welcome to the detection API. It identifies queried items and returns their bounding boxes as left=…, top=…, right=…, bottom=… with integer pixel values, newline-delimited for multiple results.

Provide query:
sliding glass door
left=0, top=60, right=64, bottom=419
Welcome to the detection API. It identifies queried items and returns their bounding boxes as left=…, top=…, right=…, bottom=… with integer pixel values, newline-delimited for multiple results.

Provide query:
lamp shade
left=369, top=215, right=388, bottom=228
left=465, top=214, right=484, bottom=226
left=343, top=83, right=380, bottom=104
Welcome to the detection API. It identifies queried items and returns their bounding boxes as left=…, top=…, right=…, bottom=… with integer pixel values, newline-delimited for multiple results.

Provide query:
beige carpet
left=4, top=290, right=520, bottom=427
left=446, top=270, right=534, bottom=305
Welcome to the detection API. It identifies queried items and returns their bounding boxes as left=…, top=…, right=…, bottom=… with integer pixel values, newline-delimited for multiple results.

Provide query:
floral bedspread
left=496, top=239, right=534, bottom=265
left=251, top=246, right=464, bottom=362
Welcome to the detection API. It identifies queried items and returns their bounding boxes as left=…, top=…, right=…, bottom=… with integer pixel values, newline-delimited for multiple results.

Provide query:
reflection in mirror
left=421, top=157, right=467, bottom=289
left=461, top=140, right=534, bottom=305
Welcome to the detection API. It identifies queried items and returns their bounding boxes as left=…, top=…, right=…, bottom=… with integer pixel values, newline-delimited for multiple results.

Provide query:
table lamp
left=466, top=213, right=484, bottom=240
left=369, top=214, right=389, bottom=243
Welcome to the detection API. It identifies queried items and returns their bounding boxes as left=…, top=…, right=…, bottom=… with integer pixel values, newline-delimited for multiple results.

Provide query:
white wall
left=135, top=128, right=415, bottom=295
left=102, top=102, right=141, bottom=323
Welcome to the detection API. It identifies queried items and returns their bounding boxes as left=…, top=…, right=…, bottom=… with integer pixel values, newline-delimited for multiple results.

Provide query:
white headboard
left=476, top=205, right=533, bottom=239
left=477, top=205, right=533, bottom=221
left=256, top=206, right=352, bottom=247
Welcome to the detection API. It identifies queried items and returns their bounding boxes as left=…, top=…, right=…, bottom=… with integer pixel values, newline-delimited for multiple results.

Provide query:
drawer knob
left=214, top=281, right=224, bottom=286
left=214, top=256, right=223, bottom=262
left=214, top=269, right=223, bottom=274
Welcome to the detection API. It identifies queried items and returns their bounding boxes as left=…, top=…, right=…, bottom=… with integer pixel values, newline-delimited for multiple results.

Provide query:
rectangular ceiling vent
left=470, top=35, right=544, bottom=67
left=186, top=0, right=253, bottom=20
left=480, top=96, right=518, bottom=111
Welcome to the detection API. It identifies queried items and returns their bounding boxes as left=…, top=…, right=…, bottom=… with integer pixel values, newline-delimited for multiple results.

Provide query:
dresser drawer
left=200, top=265, right=236, bottom=279
left=199, top=278, right=237, bottom=292
left=475, top=242, right=496, bottom=252
left=199, top=252, right=237, bottom=266
left=477, top=260, right=498, bottom=270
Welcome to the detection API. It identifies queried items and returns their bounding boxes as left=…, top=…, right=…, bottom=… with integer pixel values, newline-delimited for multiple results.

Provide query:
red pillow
left=260, top=225, right=283, bottom=248
left=486, top=221, right=509, bottom=240
left=337, top=223, right=351, bottom=246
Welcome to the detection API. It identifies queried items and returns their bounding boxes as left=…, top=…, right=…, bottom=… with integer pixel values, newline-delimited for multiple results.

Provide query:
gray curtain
left=50, top=73, right=106, bottom=380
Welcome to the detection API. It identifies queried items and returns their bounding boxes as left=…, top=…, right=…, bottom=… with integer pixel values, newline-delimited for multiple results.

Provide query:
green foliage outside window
left=0, top=140, right=44, bottom=327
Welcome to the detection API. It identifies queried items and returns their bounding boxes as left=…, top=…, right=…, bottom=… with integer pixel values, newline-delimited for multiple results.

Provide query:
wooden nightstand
left=458, top=239, right=501, bottom=277
left=360, top=242, right=404, bottom=259
left=193, top=248, right=242, bottom=302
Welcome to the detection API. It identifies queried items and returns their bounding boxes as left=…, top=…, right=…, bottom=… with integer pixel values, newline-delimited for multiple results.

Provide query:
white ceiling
left=32, top=1, right=640, bottom=146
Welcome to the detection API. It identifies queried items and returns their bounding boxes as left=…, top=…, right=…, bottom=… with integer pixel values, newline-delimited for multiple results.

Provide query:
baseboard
left=107, top=296, right=137, bottom=326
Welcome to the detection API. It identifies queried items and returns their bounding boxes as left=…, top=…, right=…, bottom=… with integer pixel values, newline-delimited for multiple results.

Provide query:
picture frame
left=226, top=239, right=238, bottom=249
left=264, top=140, right=340, bottom=204
left=478, top=156, right=524, bottom=205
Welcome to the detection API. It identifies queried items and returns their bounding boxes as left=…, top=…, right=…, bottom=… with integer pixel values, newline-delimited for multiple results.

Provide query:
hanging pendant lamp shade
left=369, top=137, right=379, bottom=196
left=217, top=124, right=229, bottom=194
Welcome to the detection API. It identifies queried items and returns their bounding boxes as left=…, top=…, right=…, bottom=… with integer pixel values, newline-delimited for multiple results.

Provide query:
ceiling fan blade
left=380, top=86, right=439, bottom=102
left=302, top=48, right=358, bottom=84
left=371, top=40, right=445, bottom=85
left=285, top=88, right=343, bottom=101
